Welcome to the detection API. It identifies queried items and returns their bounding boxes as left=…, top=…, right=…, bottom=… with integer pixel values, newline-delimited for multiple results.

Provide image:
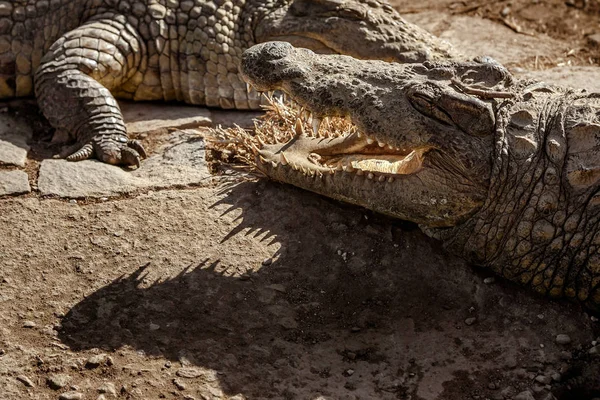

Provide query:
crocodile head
left=253, top=0, right=456, bottom=63
left=240, top=41, right=514, bottom=228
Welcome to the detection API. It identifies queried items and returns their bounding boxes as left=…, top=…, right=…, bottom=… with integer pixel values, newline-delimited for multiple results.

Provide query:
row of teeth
left=257, top=154, right=397, bottom=183
left=250, top=88, right=404, bottom=151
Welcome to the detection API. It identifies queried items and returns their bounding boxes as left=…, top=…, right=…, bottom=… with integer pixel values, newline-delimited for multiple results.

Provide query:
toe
left=121, top=147, right=141, bottom=168
left=128, top=139, right=147, bottom=159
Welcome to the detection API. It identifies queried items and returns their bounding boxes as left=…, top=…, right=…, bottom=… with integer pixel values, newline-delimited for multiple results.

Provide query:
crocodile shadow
left=58, top=179, right=597, bottom=399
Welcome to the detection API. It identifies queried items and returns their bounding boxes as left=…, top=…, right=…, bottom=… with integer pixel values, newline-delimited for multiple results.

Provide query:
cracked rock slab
left=0, top=170, right=31, bottom=195
left=120, top=101, right=213, bottom=134
left=0, top=113, right=32, bottom=167
left=37, top=130, right=211, bottom=198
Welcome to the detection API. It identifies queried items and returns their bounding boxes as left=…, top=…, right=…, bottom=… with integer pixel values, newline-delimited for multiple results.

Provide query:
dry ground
left=1, top=1, right=600, bottom=400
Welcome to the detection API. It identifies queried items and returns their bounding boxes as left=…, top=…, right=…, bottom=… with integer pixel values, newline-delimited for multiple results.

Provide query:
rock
left=465, top=317, right=477, bottom=326
left=589, top=345, right=600, bottom=355
left=514, top=390, right=535, bottom=400
left=59, top=392, right=83, bottom=400
left=120, top=101, right=212, bottom=134
left=587, top=33, right=600, bottom=48
left=483, top=277, right=495, bottom=284
left=47, top=374, right=71, bottom=390
left=556, top=334, right=572, bottom=345
left=0, top=170, right=31, bottom=196
left=98, top=382, right=117, bottom=397
left=22, top=320, right=35, bottom=328
left=535, top=375, right=551, bottom=385
left=86, top=354, right=108, bottom=369
left=173, top=378, right=186, bottom=390
left=38, top=131, right=210, bottom=198
left=176, top=368, right=203, bottom=379
left=0, top=113, right=32, bottom=167
left=16, top=375, right=35, bottom=387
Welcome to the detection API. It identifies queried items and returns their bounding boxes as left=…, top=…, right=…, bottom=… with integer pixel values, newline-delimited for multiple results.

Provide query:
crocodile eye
left=407, top=84, right=495, bottom=137
left=408, top=92, right=455, bottom=127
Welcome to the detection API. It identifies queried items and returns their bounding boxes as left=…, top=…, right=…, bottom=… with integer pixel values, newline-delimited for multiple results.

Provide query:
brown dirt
left=2, top=2, right=600, bottom=400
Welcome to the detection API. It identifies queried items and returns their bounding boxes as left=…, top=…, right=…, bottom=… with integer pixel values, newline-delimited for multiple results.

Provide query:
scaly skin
left=240, top=42, right=600, bottom=311
left=0, top=0, right=456, bottom=167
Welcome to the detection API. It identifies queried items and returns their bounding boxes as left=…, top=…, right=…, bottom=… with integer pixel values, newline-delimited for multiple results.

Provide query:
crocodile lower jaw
left=251, top=96, right=428, bottom=182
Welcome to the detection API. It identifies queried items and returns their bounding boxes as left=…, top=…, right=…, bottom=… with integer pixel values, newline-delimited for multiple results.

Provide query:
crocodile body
left=238, top=42, right=600, bottom=311
left=0, top=0, right=455, bottom=166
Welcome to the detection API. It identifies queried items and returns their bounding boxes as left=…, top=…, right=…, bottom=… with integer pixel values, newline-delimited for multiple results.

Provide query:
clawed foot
left=58, top=135, right=147, bottom=168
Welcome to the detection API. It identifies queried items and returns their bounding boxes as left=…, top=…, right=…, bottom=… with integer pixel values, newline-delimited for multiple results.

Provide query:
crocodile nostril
left=253, top=41, right=294, bottom=62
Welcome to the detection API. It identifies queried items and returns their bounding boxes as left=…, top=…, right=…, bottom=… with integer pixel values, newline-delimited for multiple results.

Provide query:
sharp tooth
left=388, top=144, right=394, bottom=150
left=388, top=177, right=394, bottom=183
left=356, top=132, right=362, bottom=138
left=378, top=141, right=385, bottom=147
left=246, top=82, right=251, bottom=93
left=294, top=118, right=304, bottom=136
left=259, top=156, right=267, bottom=164
left=271, top=161, right=277, bottom=167
left=280, top=153, right=289, bottom=165
left=356, top=169, right=364, bottom=176
left=267, top=90, right=274, bottom=98
left=250, top=144, right=260, bottom=153
left=367, top=173, right=374, bottom=180
left=378, top=175, right=386, bottom=182
left=366, top=138, right=374, bottom=145
left=346, top=164, right=355, bottom=172
left=256, top=136, right=266, bottom=146
left=336, top=164, right=343, bottom=171
left=312, top=117, right=321, bottom=136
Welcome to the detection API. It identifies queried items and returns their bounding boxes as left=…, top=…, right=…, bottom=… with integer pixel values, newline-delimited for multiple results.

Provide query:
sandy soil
left=1, top=1, right=600, bottom=400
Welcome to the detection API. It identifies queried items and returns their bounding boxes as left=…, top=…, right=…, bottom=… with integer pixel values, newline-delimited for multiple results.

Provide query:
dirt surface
left=2, top=2, right=600, bottom=400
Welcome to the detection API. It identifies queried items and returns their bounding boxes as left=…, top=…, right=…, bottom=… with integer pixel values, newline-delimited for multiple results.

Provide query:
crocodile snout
left=240, top=42, right=308, bottom=91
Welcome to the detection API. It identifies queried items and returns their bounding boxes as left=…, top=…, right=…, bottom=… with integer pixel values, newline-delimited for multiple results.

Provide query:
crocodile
left=0, top=0, right=455, bottom=167
left=232, top=41, right=600, bottom=311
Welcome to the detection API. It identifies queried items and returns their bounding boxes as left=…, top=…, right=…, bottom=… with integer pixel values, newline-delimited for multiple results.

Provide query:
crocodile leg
left=34, top=16, right=147, bottom=167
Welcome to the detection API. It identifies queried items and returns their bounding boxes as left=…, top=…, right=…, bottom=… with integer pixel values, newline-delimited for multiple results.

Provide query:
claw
left=66, top=143, right=94, bottom=161
left=128, top=139, right=147, bottom=159
left=121, top=147, right=141, bottom=168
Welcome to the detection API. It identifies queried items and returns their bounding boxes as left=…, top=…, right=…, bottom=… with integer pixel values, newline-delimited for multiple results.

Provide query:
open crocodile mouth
left=209, top=95, right=428, bottom=182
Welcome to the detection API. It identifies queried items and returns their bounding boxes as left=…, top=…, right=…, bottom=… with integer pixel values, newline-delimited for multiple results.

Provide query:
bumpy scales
left=237, top=42, right=600, bottom=311
left=0, top=0, right=455, bottom=166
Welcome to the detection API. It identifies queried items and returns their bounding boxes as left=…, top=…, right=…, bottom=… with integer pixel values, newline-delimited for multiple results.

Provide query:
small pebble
left=345, top=369, right=354, bottom=376
left=551, top=372, right=561, bottom=382
left=483, top=277, right=495, bottom=284
left=346, top=351, right=357, bottom=360
left=86, top=354, right=107, bottom=369
left=350, top=326, right=361, bottom=333
left=98, top=382, right=117, bottom=396
left=59, top=392, right=83, bottom=400
left=589, top=345, right=600, bottom=355
left=173, top=378, right=187, bottom=390
left=22, top=320, right=36, bottom=328
left=514, top=390, right=535, bottom=400
left=465, top=317, right=477, bottom=326
left=591, top=316, right=598, bottom=322
left=69, top=199, right=77, bottom=204
left=535, top=375, right=551, bottom=385
left=555, top=334, right=571, bottom=345
left=16, top=375, right=35, bottom=387
left=47, top=374, right=71, bottom=390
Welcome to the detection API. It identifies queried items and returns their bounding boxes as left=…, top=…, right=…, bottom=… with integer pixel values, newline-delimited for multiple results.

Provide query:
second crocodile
left=234, top=41, right=600, bottom=311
